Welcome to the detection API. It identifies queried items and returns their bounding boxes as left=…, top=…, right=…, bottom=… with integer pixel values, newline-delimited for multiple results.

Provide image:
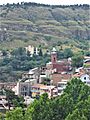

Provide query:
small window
left=84, top=77, right=86, bottom=80
left=54, top=57, right=56, bottom=62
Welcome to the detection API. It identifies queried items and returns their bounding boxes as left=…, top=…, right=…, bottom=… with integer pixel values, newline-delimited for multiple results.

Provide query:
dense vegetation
left=1, top=78, right=90, bottom=120
left=0, top=3, right=89, bottom=51
left=0, top=47, right=50, bottom=82
left=0, top=89, right=25, bottom=110
left=0, top=46, right=88, bottom=82
left=0, top=2, right=90, bottom=82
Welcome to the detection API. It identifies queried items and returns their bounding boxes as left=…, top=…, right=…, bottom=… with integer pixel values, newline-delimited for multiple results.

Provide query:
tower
left=51, top=48, right=57, bottom=64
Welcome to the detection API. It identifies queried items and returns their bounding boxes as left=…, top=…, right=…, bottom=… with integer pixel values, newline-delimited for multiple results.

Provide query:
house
left=51, top=73, right=72, bottom=85
left=13, top=79, right=37, bottom=96
left=12, top=67, right=41, bottom=96
left=22, top=67, right=40, bottom=83
left=80, top=74, right=90, bottom=83
left=57, top=80, right=67, bottom=95
left=73, top=72, right=90, bottom=85
left=84, top=59, right=90, bottom=73
left=39, top=74, right=47, bottom=83
left=31, top=84, right=58, bottom=98
left=0, top=82, right=16, bottom=90
left=25, top=45, right=39, bottom=56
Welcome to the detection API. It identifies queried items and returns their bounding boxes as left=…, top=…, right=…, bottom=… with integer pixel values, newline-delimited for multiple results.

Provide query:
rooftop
left=32, top=84, right=55, bottom=90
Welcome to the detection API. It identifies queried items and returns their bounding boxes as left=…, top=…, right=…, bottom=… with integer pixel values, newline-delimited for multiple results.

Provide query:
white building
left=57, top=81, right=67, bottom=95
left=13, top=79, right=37, bottom=96
left=25, top=45, right=39, bottom=56
left=80, top=74, right=90, bottom=84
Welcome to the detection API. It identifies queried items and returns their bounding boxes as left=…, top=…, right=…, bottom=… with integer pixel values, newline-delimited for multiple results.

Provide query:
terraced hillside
left=0, top=3, right=90, bottom=51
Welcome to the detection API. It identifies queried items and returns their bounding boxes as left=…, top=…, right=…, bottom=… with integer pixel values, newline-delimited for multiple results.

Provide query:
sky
left=0, top=0, right=90, bottom=5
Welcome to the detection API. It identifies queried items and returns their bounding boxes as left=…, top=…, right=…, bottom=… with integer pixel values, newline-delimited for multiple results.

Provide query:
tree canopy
left=4, top=78, right=90, bottom=120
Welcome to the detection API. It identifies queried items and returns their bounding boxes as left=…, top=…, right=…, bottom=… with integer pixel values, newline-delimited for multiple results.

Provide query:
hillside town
left=0, top=46, right=90, bottom=111
left=0, top=1, right=90, bottom=119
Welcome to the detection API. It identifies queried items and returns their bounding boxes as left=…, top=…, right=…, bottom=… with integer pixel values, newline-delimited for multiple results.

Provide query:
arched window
left=54, top=57, right=56, bottom=62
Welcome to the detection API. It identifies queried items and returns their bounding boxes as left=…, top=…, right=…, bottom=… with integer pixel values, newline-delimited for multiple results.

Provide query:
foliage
left=25, top=93, right=51, bottom=120
left=5, top=107, right=24, bottom=120
left=41, top=77, right=51, bottom=85
left=63, top=48, right=73, bottom=58
left=5, top=78, right=90, bottom=120
left=84, top=51, right=90, bottom=56
left=4, top=89, right=25, bottom=110
left=72, top=54, right=84, bottom=68
left=0, top=47, right=50, bottom=82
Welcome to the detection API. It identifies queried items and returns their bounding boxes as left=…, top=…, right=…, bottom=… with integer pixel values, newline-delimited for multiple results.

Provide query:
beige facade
left=25, top=45, right=38, bottom=55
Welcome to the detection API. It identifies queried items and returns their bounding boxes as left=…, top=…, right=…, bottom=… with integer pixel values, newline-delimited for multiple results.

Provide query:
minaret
left=51, top=48, right=57, bottom=64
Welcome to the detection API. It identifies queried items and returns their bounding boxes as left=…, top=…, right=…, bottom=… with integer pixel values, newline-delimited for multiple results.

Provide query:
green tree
left=63, top=48, right=73, bottom=58
left=72, top=54, right=84, bottom=68
left=65, top=109, right=87, bottom=120
left=4, top=78, right=90, bottom=120
left=25, top=93, right=52, bottom=120
left=11, top=47, right=26, bottom=57
left=5, top=107, right=24, bottom=120
left=4, top=89, right=25, bottom=110
left=41, top=77, right=51, bottom=85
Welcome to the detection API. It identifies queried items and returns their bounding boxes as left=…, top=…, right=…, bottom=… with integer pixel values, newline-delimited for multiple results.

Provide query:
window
left=84, top=77, right=86, bottom=80
left=23, top=86, right=27, bottom=91
left=54, top=57, right=56, bottom=62
left=58, top=90, right=62, bottom=93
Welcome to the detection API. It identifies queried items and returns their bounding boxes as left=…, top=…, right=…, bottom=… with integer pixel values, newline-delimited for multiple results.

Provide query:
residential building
left=25, top=45, right=39, bottom=56
left=13, top=79, right=37, bottom=96
left=57, top=80, right=67, bottom=95
left=51, top=73, right=72, bottom=85
left=22, top=67, right=40, bottom=83
left=31, top=84, right=58, bottom=98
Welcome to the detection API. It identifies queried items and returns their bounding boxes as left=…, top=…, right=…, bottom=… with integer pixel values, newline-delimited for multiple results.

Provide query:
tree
left=2, top=50, right=7, bottom=56
left=11, top=47, right=26, bottom=57
left=0, top=113, right=5, bottom=120
left=4, top=78, right=90, bottom=120
left=41, top=77, right=51, bottom=85
left=84, top=51, right=90, bottom=56
left=38, top=48, right=43, bottom=56
left=5, top=107, right=24, bottom=120
left=25, top=93, right=52, bottom=120
left=72, top=54, right=84, bottom=68
left=65, top=109, right=87, bottom=120
left=4, top=89, right=25, bottom=110
left=63, top=48, right=73, bottom=58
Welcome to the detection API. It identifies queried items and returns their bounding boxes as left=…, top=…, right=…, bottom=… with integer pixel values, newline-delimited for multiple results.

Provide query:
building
left=12, top=67, right=41, bottom=96
left=22, top=67, right=40, bottom=83
left=46, top=48, right=71, bottom=73
left=25, top=45, right=39, bottom=56
left=84, top=59, right=90, bottom=73
left=73, top=66, right=90, bottom=85
left=57, top=80, right=67, bottom=95
left=46, top=48, right=72, bottom=85
left=73, top=72, right=90, bottom=84
left=0, top=82, right=16, bottom=90
left=51, top=73, right=72, bottom=85
left=31, top=84, right=58, bottom=98
left=13, top=79, right=37, bottom=96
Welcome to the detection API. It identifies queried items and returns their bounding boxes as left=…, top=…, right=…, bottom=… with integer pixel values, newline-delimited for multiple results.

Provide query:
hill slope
left=0, top=3, right=90, bottom=50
